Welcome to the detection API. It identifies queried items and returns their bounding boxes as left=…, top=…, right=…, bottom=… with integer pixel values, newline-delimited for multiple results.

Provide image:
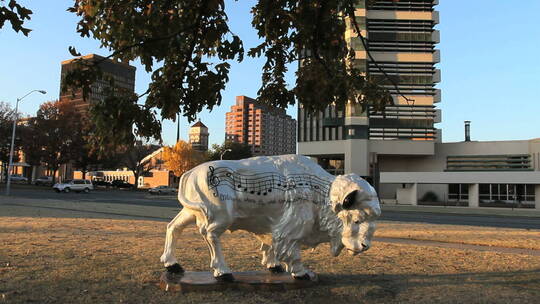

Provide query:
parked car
left=9, top=174, right=28, bottom=183
left=92, top=180, right=111, bottom=188
left=110, top=180, right=134, bottom=189
left=148, top=185, right=177, bottom=195
left=53, top=179, right=94, bottom=193
left=34, top=176, right=52, bottom=186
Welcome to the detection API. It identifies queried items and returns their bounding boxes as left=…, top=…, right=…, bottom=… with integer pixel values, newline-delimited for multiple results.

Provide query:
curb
left=381, top=204, right=540, bottom=218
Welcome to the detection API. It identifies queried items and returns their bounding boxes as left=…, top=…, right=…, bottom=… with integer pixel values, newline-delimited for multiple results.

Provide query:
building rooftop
left=191, top=121, right=208, bottom=128
left=61, top=54, right=136, bottom=70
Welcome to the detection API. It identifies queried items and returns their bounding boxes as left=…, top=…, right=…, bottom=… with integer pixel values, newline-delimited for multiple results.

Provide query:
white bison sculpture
left=160, top=155, right=381, bottom=281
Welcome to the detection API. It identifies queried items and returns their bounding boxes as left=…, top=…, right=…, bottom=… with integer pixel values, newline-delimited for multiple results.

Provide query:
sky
left=1, top=0, right=539, bottom=147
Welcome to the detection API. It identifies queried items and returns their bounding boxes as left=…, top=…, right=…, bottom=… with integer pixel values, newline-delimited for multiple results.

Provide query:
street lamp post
left=220, top=149, right=232, bottom=160
left=5, top=90, right=46, bottom=196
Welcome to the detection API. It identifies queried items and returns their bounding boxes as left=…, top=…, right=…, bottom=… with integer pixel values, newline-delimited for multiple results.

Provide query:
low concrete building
left=378, top=139, right=540, bottom=209
left=74, top=168, right=175, bottom=189
left=73, top=147, right=178, bottom=188
left=301, top=137, right=540, bottom=210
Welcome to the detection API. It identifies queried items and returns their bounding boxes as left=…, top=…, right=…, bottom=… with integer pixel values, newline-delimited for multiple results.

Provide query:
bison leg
left=260, top=242, right=284, bottom=273
left=272, top=202, right=317, bottom=280
left=195, top=200, right=234, bottom=281
left=276, top=246, right=317, bottom=281
left=274, top=240, right=307, bottom=277
left=203, top=227, right=233, bottom=281
left=160, top=208, right=195, bottom=271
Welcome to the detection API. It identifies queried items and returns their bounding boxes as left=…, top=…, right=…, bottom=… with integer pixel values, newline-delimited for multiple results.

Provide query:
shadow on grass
left=5, top=270, right=539, bottom=304
left=317, top=269, right=540, bottom=302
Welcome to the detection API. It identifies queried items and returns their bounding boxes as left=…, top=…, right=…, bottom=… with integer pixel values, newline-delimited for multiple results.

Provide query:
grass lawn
left=376, top=222, right=540, bottom=250
left=1, top=216, right=539, bottom=304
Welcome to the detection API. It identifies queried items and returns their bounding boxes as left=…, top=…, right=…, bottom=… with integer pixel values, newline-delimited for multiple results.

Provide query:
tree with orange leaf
left=162, top=140, right=205, bottom=177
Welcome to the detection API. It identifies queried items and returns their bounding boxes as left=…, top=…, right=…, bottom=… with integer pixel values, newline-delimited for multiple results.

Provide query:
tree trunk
left=1, top=163, right=5, bottom=183
left=133, top=172, right=139, bottom=189
left=30, top=165, right=37, bottom=184
left=51, top=168, right=58, bottom=184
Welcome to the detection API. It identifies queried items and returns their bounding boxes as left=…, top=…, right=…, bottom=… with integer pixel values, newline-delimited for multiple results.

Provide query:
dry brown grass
left=1, top=216, right=540, bottom=304
left=376, top=221, right=540, bottom=250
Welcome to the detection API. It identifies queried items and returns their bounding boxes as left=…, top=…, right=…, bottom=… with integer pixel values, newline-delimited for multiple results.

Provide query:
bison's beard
left=317, top=201, right=344, bottom=257
left=330, top=236, right=344, bottom=257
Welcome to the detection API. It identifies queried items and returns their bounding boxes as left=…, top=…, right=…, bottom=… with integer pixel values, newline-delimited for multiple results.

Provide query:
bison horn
left=342, top=190, right=357, bottom=209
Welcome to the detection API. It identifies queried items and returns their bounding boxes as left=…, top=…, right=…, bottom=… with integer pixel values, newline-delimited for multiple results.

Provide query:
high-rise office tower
left=59, top=54, right=136, bottom=115
left=298, top=0, right=441, bottom=182
left=226, top=96, right=296, bottom=156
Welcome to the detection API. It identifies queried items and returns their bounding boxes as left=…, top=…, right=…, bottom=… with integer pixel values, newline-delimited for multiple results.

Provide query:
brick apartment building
left=57, top=54, right=136, bottom=180
left=60, top=54, right=136, bottom=115
left=225, top=96, right=296, bottom=156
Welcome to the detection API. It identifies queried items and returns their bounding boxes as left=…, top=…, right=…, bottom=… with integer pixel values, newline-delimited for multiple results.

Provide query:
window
left=448, top=184, right=468, bottom=201
left=479, top=184, right=535, bottom=203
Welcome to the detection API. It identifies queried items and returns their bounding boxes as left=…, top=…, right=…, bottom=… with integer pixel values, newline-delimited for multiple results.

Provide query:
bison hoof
left=268, top=265, right=285, bottom=274
left=293, top=272, right=318, bottom=281
left=215, top=273, right=235, bottom=282
left=166, top=263, right=184, bottom=274
left=293, top=273, right=311, bottom=280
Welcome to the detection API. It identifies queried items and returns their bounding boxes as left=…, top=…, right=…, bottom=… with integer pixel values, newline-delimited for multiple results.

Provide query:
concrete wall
left=437, top=140, right=530, bottom=157
left=377, top=139, right=539, bottom=201
left=73, top=169, right=174, bottom=188
left=299, top=140, right=346, bottom=156
left=529, top=139, right=540, bottom=171
left=370, top=140, right=435, bottom=156
left=346, top=140, right=369, bottom=176
left=74, top=170, right=135, bottom=184
left=299, top=139, right=369, bottom=176
left=380, top=180, right=447, bottom=201
left=379, top=140, right=534, bottom=172
left=140, top=170, right=173, bottom=188
left=302, top=138, right=540, bottom=205
left=381, top=171, right=540, bottom=184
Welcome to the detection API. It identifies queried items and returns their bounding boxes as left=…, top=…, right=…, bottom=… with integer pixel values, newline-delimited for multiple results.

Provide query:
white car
left=148, top=185, right=177, bottom=195
left=9, top=174, right=28, bottom=183
left=34, top=176, right=53, bottom=186
left=53, top=179, right=94, bottom=193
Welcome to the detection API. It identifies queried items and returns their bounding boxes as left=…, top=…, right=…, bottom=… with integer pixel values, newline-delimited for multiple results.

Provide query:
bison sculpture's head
left=329, top=174, right=381, bottom=256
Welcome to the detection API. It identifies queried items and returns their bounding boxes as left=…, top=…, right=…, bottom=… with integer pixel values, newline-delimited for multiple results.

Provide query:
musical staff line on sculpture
left=207, top=166, right=331, bottom=200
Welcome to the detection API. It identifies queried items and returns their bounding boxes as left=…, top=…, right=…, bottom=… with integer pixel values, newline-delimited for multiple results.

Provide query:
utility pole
left=176, top=112, right=180, bottom=143
left=6, top=89, right=46, bottom=196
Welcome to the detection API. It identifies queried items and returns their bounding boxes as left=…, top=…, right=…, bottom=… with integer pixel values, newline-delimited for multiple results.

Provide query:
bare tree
left=120, top=141, right=160, bottom=189
left=0, top=102, right=17, bottom=182
left=35, top=100, right=82, bottom=184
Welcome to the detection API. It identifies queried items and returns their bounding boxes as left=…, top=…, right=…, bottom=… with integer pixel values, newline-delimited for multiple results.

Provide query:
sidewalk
left=0, top=196, right=178, bottom=221
left=381, top=203, right=540, bottom=218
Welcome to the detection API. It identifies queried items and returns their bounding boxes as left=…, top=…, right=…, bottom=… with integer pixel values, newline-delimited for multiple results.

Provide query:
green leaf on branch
left=65, top=0, right=393, bottom=146
left=68, top=46, right=82, bottom=57
left=0, top=0, right=33, bottom=36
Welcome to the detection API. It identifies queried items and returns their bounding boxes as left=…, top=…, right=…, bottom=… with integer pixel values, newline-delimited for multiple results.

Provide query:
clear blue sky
left=1, top=0, right=539, bottom=146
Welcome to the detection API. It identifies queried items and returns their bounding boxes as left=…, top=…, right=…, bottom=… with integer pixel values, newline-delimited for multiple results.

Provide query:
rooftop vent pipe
left=464, top=121, right=471, bottom=142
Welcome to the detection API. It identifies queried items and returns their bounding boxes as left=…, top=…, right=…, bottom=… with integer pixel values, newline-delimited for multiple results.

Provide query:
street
left=381, top=210, right=540, bottom=230
left=0, top=184, right=178, bottom=208
left=1, top=184, right=539, bottom=230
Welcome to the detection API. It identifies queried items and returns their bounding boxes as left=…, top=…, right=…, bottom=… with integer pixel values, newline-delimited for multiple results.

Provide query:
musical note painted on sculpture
left=206, top=166, right=331, bottom=203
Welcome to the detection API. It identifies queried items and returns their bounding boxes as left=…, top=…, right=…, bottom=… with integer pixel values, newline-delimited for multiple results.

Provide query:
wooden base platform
left=159, top=271, right=317, bottom=293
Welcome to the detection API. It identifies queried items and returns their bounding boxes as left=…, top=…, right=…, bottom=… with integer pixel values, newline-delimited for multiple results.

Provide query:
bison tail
left=177, top=169, right=204, bottom=212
